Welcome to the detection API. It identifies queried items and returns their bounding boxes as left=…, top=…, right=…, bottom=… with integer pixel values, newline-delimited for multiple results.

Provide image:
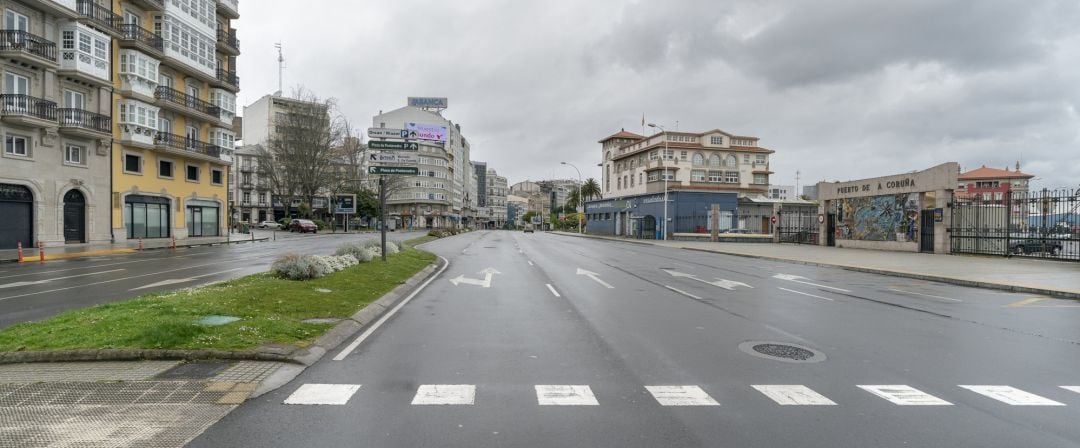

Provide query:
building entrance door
left=63, top=190, right=86, bottom=243
left=920, top=211, right=935, bottom=252
left=826, top=213, right=836, bottom=247
left=0, top=184, right=33, bottom=249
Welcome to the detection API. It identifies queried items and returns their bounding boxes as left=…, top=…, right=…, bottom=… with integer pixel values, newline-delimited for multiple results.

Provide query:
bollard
left=273, top=230, right=276, bottom=242
left=138, top=238, right=143, bottom=253
left=38, top=241, right=44, bottom=264
left=251, top=232, right=255, bottom=242
left=171, top=235, right=176, bottom=251
left=16, top=241, right=23, bottom=263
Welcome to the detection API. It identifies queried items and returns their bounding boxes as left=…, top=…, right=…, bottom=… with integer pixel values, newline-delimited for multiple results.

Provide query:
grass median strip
left=0, top=248, right=436, bottom=353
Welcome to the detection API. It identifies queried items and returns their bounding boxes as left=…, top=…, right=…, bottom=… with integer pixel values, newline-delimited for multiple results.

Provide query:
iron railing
left=950, top=188, right=1080, bottom=261
left=778, top=210, right=820, bottom=244
left=76, top=0, right=122, bottom=34
left=154, top=86, right=221, bottom=117
left=217, top=28, right=238, bottom=51
left=216, top=67, right=239, bottom=88
left=0, top=30, right=57, bottom=61
left=58, top=108, right=111, bottom=133
left=0, top=94, right=57, bottom=121
left=118, top=24, right=163, bottom=52
left=154, top=132, right=222, bottom=158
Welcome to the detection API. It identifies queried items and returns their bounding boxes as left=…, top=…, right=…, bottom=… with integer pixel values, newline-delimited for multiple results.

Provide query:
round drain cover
left=738, top=341, right=826, bottom=363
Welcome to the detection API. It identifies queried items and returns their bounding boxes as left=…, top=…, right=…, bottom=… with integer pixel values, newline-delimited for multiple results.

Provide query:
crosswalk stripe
left=411, top=384, right=476, bottom=405
left=284, top=384, right=361, bottom=405
left=752, top=385, right=837, bottom=405
left=535, top=385, right=599, bottom=406
left=858, top=385, right=952, bottom=406
left=1062, top=386, right=1080, bottom=395
left=959, top=385, right=1065, bottom=406
left=645, top=385, right=720, bottom=406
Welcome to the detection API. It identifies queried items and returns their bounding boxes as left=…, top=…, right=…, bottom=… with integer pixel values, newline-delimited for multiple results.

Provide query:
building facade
left=0, top=0, right=115, bottom=248
left=484, top=167, right=507, bottom=229
left=767, top=184, right=794, bottom=200
left=110, top=0, right=239, bottom=242
left=231, top=144, right=270, bottom=224
left=585, top=191, right=738, bottom=238
left=957, top=163, right=1033, bottom=201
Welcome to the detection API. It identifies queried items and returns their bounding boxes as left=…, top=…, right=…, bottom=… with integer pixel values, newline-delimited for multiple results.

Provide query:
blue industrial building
left=584, top=191, right=739, bottom=239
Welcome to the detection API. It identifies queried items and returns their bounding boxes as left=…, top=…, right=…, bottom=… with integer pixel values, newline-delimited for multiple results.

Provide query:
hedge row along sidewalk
left=0, top=238, right=438, bottom=358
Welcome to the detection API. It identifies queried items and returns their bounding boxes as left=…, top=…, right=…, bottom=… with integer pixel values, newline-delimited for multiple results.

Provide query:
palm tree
left=565, top=188, right=581, bottom=210
left=580, top=178, right=601, bottom=201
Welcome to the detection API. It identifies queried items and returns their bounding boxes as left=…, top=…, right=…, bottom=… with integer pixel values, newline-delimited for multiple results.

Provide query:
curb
left=549, top=232, right=1080, bottom=301
left=0, top=251, right=447, bottom=366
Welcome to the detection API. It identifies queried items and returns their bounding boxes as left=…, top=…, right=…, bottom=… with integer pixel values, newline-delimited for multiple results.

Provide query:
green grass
left=403, top=235, right=439, bottom=247
left=0, top=248, right=436, bottom=352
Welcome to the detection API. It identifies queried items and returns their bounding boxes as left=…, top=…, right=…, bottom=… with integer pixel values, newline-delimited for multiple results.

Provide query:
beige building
left=600, top=128, right=774, bottom=198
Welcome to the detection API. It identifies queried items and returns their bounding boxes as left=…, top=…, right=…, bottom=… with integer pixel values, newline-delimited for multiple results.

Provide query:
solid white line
left=333, top=256, right=449, bottom=361
left=546, top=284, right=561, bottom=297
left=283, top=384, right=361, bottom=405
left=778, top=287, right=835, bottom=301
left=0, top=269, right=126, bottom=289
left=753, top=385, right=837, bottom=406
left=858, top=385, right=952, bottom=406
left=887, top=288, right=962, bottom=302
left=411, top=385, right=476, bottom=405
left=645, top=385, right=719, bottom=406
left=959, top=385, right=1065, bottom=406
left=527, top=260, right=534, bottom=266
left=665, top=285, right=702, bottom=300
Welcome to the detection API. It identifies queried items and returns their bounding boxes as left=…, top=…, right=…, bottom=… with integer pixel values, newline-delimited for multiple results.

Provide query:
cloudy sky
left=236, top=0, right=1080, bottom=191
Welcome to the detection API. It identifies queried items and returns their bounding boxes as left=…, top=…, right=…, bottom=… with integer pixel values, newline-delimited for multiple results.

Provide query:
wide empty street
left=190, top=231, right=1080, bottom=448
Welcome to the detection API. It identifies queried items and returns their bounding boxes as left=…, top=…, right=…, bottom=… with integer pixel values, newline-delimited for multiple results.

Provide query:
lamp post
left=647, top=123, right=669, bottom=241
left=561, top=161, right=583, bottom=234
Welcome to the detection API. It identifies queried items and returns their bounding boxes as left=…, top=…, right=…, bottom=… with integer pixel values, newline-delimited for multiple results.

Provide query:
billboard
left=406, top=122, right=448, bottom=141
left=334, top=194, right=356, bottom=214
left=408, top=97, right=448, bottom=109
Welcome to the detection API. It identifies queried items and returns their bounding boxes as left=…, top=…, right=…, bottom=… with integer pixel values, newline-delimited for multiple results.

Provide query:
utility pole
left=379, top=176, right=387, bottom=262
left=274, top=42, right=285, bottom=94
left=648, top=123, right=669, bottom=241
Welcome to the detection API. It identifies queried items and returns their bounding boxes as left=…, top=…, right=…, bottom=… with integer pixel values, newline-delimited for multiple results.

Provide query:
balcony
left=154, top=132, right=223, bottom=161
left=214, top=67, right=239, bottom=91
left=58, top=108, right=111, bottom=137
left=239, top=164, right=253, bottom=172
left=75, top=0, right=123, bottom=37
left=216, top=28, right=239, bottom=55
left=0, top=30, right=58, bottom=68
left=0, top=94, right=58, bottom=127
left=118, top=24, right=163, bottom=56
left=126, top=0, right=164, bottom=11
left=218, top=0, right=239, bottom=19
left=154, top=86, right=221, bottom=121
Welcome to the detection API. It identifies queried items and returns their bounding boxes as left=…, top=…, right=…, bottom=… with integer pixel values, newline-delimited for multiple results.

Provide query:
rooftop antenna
left=795, top=170, right=801, bottom=194
left=274, top=42, right=285, bottom=96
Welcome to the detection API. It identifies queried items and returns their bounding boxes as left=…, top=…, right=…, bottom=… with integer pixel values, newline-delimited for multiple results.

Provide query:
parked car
left=1009, top=239, right=1062, bottom=255
left=258, top=220, right=280, bottom=229
left=524, top=224, right=535, bottom=233
left=289, top=219, right=318, bottom=233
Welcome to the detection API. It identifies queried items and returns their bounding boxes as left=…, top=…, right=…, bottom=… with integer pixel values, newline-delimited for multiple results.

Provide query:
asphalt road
left=0, top=230, right=426, bottom=329
left=192, top=230, right=1080, bottom=447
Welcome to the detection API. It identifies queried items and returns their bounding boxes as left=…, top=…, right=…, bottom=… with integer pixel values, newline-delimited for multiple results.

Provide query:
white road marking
left=645, top=385, right=719, bottom=406
left=411, top=385, right=476, bottom=405
left=128, top=268, right=243, bottom=291
left=663, top=269, right=753, bottom=291
left=959, top=385, right=1065, bottom=406
left=858, top=385, right=952, bottom=406
left=535, top=385, right=599, bottom=406
left=284, top=384, right=360, bottom=405
left=0, top=269, right=126, bottom=289
left=664, top=285, right=702, bottom=300
left=333, top=256, right=449, bottom=361
left=448, top=268, right=500, bottom=288
left=778, top=287, right=835, bottom=302
left=0, top=259, right=148, bottom=279
left=887, top=288, right=962, bottom=302
left=576, top=268, right=614, bottom=289
left=753, top=385, right=837, bottom=405
left=773, top=274, right=851, bottom=292
left=545, top=284, right=561, bottom=297
left=1061, top=386, right=1080, bottom=395
left=527, top=260, right=534, bottom=266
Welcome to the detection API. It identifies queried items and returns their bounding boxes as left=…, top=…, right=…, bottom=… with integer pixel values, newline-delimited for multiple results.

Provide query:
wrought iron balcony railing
left=154, top=131, right=222, bottom=158
left=0, top=30, right=57, bottom=62
left=58, top=108, right=111, bottom=133
left=215, top=67, right=239, bottom=88
left=154, top=86, right=221, bottom=117
left=76, top=0, right=122, bottom=34
left=0, top=94, right=57, bottom=121
left=217, top=28, right=238, bottom=51
left=118, top=24, right=163, bottom=52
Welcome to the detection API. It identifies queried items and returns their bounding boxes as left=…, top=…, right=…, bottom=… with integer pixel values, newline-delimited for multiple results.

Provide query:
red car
left=288, top=219, right=318, bottom=233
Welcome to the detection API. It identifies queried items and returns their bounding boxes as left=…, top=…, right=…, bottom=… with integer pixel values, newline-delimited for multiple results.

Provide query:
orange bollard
left=16, top=241, right=23, bottom=263
left=138, top=238, right=143, bottom=253
left=171, top=235, right=176, bottom=251
left=38, top=241, right=44, bottom=264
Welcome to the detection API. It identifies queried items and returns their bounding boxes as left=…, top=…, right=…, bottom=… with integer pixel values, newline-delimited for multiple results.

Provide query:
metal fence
left=950, top=188, right=1080, bottom=261
left=778, top=210, right=820, bottom=244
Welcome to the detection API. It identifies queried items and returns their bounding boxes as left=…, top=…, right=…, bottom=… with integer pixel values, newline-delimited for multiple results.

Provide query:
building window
left=159, top=159, right=174, bottom=178
left=65, top=145, right=85, bottom=165
left=124, top=153, right=142, bottom=173
left=708, top=170, right=722, bottom=182
left=994, top=192, right=1004, bottom=201
left=617, top=178, right=621, bottom=189
left=648, top=171, right=659, bottom=182
left=186, top=165, right=199, bottom=182
left=662, top=150, right=675, bottom=160
left=724, top=171, right=740, bottom=184
left=5, top=134, right=29, bottom=156
left=118, top=101, right=159, bottom=128
left=691, top=170, right=706, bottom=182
left=649, top=151, right=658, bottom=161
left=709, top=154, right=721, bottom=166
left=119, top=50, right=159, bottom=83
left=662, top=170, right=675, bottom=181
left=755, top=155, right=767, bottom=163
left=125, top=195, right=171, bottom=239
left=692, top=153, right=704, bottom=166
left=680, top=151, right=687, bottom=160
left=743, top=154, right=751, bottom=163
left=726, top=155, right=738, bottom=167
left=630, top=174, right=634, bottom=187
left=753, top=174, right=768, bottom=185
left=186, top=205, right=220, bottom=237
left=982, top=193, right=991, bottom=201
left=710, top=136, right=723, bottom=145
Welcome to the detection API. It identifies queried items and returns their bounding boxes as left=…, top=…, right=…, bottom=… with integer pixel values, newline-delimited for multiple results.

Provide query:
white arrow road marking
left=0, top=269, right=126, bottom=289
left=128, top=268, right=243, bottom=291
left=448, top=267, right=500, bottom=288
left=773, top=273, right=850, bottom=292
left=576, top=268, right=614, bottom=289
left=778, top=287, right=835, bottom=302
left=663, top=269, right=753, bottom=291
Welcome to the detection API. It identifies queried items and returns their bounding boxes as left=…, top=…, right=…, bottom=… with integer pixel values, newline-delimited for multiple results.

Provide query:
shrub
left=335, top=242, right=373, bottom=262
left=385, top=242, right=400, bottom=255
left=311, top=219, right=328, bottom=230
left=271, top=253, right=361, bottom=280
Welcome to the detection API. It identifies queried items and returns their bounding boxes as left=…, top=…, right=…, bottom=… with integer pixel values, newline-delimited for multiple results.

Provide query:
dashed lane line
left=411, top=385, right=476, bottom=405
left=535, top=385, right=598, bottom=406
left=753, top=385, right=837, bottom=406
left=886, top=288, right=962, bottom=302
left=283, top=384, right=361, bottom=405
left=664, top=285, right=702, bottom=300
left=959, top=385, right=1065, bottom=406
left=546, top=284, right=561, bottom=297
left=778, top=287, right=835, bottom=302
left=857, top=385, right=952, bottom=406
left=527, top=260, right=534, bottom=266
left=645, top=385, right=720, bottom=406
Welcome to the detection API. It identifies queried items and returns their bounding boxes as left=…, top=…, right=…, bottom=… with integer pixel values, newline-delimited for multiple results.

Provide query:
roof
left=959, top=166, right=1034, bottom=180
left=611, top=142, right=775, bottom=161
left=598, top=129, right=645, bottom=143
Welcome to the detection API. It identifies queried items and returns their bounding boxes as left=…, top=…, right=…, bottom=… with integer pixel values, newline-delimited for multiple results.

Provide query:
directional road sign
left=369, top=152, right=419, bottom=164
left=368, top=128, right=408, bottom=139
left=369, top=141, right=419, bottom=151
left=369, top=166, right=419, bottom=175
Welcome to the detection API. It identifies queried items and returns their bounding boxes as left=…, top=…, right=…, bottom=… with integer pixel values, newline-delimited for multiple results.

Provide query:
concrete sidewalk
left=553, top=232, right=1080, bottom=300
left=0, top=232, right=269, bottom=263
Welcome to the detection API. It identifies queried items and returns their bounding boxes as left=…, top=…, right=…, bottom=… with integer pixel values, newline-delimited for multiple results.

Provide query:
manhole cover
left=196, top=315, right=240, bottom=326
left=155, top=362, right=232, bottom=379
left=738, top=341, right=826, bottom=363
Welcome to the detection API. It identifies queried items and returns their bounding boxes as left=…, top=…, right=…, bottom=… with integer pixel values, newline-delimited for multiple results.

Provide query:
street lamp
left=647, top=123, right=669, bottom=241
left=561, top=161, right=583, bottom=234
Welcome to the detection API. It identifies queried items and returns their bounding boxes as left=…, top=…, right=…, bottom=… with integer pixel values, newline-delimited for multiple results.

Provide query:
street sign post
left=369, top=166, right=419, bottom=175
left=369, top=153, right=419, bottom=164
left=368, top=141, right=419, bottom=151
left=368, top=128, right=408, bottom=139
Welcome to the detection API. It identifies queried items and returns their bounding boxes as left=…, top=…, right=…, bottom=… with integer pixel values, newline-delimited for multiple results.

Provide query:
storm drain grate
left=738, top=341, right=826, bottom=364
left=155, top=362, right=232, bottom=380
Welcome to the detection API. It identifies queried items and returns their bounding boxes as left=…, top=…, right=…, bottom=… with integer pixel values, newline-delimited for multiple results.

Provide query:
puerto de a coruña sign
left=406, top=122, right=448, bottom=142
left=407, top=97, right=448, bottom=109
left=334, top=194, right=356, bottom=214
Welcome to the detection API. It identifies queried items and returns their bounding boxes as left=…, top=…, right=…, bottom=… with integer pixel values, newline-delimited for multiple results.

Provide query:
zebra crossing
left=282, top=382, right=1080, bottom=408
